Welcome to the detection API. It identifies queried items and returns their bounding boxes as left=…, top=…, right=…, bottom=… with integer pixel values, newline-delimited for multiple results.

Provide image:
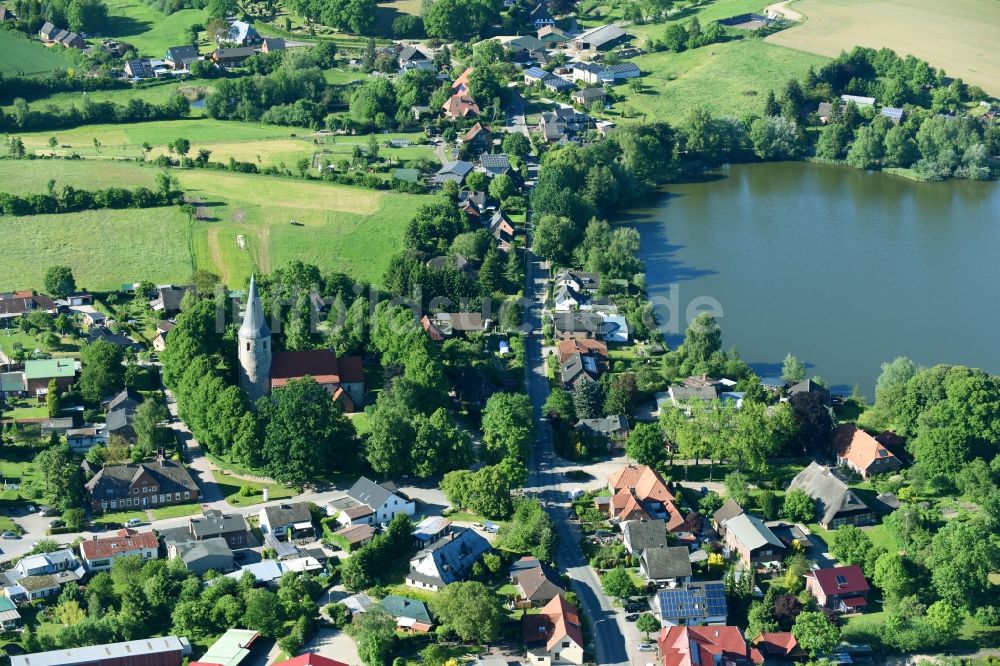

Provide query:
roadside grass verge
left=92, top=510, right=146, bottom=525
left=151, top=503, right=203, bottom=520
left=212, top=471, right=297, bottom=508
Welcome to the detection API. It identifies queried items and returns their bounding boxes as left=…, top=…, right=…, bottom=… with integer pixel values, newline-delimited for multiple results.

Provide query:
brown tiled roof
left=334, top=524, right=374, bottom=544
left=523, top=594, right=583, bottom=651
left=270, top=350, right=364, bottom=388
left=833, top=424, right=898, bottom=471
left=557, top=338, right=607, bottom=363
left=81, top=529, right=158, bottom=560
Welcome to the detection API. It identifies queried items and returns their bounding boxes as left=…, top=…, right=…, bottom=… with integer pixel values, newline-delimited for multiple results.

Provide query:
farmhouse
left=165, top=45, right=199, bottom=68
left=572, top=23, right=629, bottom=51
left=0, top=290, right=56, bottom=321
left=833, top=423, right=902, bottom=478
left=787, top=462, right=875, bottom=528
left=572, top=87, right=606, bottom=107
left=212, top=46, right=255, bottom=67
left=84, top=458, right=200, bottom=512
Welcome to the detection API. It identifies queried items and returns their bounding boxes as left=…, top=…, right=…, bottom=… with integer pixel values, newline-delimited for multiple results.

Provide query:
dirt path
left=206, top=227, right=232, bottom=286
left=765, top=0, right=802, bottom=20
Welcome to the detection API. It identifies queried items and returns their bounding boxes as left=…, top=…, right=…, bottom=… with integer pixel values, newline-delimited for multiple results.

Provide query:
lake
left=632, top=161, right=1000, bottom=395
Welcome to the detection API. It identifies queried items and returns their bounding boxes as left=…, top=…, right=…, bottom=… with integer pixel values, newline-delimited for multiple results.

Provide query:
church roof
left=239, top=274, right=270, bottom=339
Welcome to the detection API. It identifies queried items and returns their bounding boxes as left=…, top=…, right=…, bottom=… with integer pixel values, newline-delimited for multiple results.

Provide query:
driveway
left=299, top=628, right=361, bottom=666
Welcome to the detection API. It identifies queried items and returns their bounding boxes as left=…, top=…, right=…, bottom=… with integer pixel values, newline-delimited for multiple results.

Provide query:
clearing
left=767, top=0, right=1000, bottom=95
left=102, top=0, right=210, bottom=57
left=0, top=30, right=72, bottom=78
left=614, top=39, right=830, bottom=122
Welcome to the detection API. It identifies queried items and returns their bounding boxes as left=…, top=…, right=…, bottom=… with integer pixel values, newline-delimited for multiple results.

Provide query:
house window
left=151, top=486, right=157, bottom=492
left=142, top=486, right=147, bottom=493
left=175, top=493, right=181, bottom=500
left=151, top=495, right=158, bottom=504
left=133, top=488, right=139, bottom=495
left=101, top=501, right=108, bottom=509
left=246, top=342, right=250, bottom=351
left=183, top=491, right=190, bottom=499
left=562, top=642, right=570, bottom=648
left=160, top=494, right=166, bottom=503
left=110, top=500, right=117, bottom=509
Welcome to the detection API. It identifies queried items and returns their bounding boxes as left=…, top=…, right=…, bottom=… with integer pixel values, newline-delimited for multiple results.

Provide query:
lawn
left=212, top=470, right=297, bottom=508
left=0, top=30, right=72, bottom=78
left=1, top=400, right=49, bottom=420
left=612, top=39, right=830, bottom=124
left=0, top=159, right=159, bottom=193
left=92, top=509, right=147, bottom=525
left=150, top=503, right=203, bottom=519
left=0, top=330, right=80, bottom=360
left=102, top=0, right=210, bottom=57
left=581, top=0, right=770, bottom=42
left=767, top=0, right=1000, bottom=95
left=374, top=0, right=424, bottom=35
left=0, top=206, right=193, bottom=292
left=3, top=79, right=215, bottom=115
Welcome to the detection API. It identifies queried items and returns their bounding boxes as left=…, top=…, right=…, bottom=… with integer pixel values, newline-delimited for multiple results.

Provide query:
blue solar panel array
left=703, top=583, right=727, bottom=616
left=656, top=582, right=728, bottom=620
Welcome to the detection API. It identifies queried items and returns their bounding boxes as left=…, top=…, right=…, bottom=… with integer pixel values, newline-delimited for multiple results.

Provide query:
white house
left=523, top=595, right=585, bottom=665
left=80, top=529, right=159, bottom=572
left=600, top=314, right=629, bottom=343
left=406, top=528, right=491, bottom=591
left=335, top=477, right=416, bottom=526
left=258, top=503, right=315, bottom=541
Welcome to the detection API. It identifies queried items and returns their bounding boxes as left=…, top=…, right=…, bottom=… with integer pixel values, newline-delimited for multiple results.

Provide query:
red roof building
left=750, top=632, right=807, bottom=663
left=273, top=655, right=350, bottom=666
left=270, top=349, right=364, bottom=412
left=523, top=595, right=585, bottom=664
left=607, top=465, right=686, bottom=530
left=660, top=626, right=749, bottom=666
left=805, top=564, right=870, bottom=613
left=442, top=94, right=480, bottom=119
left=833, top=424, right=902, bottom=479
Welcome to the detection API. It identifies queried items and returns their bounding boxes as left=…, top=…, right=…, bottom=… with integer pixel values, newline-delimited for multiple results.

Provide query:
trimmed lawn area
left=92, top=509, right=146, bottom=525
left=579, top=0, right=768, bottom=42
left=212, top=471, right=297, bottom=508
left=611, top=40, right=830, bottom=124
left=0, top=206, right=192, bottom=292
left=860, top=523, right=899, bottom=553
left=150, top=503, right=203, bottom=520
left=0, top=330, right=81, bottom=360
left=0, top=30, right=72, bottom=77
left=0, top=159, right=159, bottom=194
left=0, top=517, right=21, bottom=533
left=102, top=0, right=210, bottom=57
left=383, top=584, right=436, bottom=604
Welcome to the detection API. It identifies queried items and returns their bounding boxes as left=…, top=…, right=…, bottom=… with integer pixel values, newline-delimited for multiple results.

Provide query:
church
left=238, top=275, right=365, bottom=411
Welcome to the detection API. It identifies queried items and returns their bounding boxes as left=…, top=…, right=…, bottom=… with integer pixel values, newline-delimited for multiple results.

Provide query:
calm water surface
left=632, top=161, right=1000, bottom=394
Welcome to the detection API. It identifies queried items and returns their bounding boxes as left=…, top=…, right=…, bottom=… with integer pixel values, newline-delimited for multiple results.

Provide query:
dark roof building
left=165, top=45, right=199, bottom=67
left=640, top=546, right=693, bottom=583
left=84, top=459, right=199, bottom=512
left=787, top=462, right=875, bottom=529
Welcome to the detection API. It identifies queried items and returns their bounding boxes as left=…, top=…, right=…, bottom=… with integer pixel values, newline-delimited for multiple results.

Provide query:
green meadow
left=0, top=30, right=73, bottom=77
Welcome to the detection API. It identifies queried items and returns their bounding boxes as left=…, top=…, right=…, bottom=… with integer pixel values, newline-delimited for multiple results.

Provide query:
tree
left=488, top=174, right=517, bottom=202
left=757, top=490, right=778, bottom=520
left=66, top=0, right=109, bottom=33
left=626, top=422, right=665, bottom=467
left=243, top=588, right=284, bottom=636
left=354, top=605, right=397, bottom=666
left=496, top=499, right=556, bottom=561
left=466, top=171, right=489, bottom=193
left=35, top=444, right=84, bottom=511
left=792, top=611, right=840, bottom=657
left=46, top=378, right=61, bottom=418
left=44, top=265, right=77, bottom=298
left=132, top=399, right=173, bottom=455
left=78, top=339, right=126, bottom=404
left=411, top=408, right=473, bottom=478
left=543, top=387, right=575, bottom=421
left=602, top=567, right=636, bottom=602
left=637, top=613, right=660, bottom=638
left=781, top=353, right=806, bottom=383
left=502, top=132, right=531, bottom=158
left=788, top=392, right=833, bottom=454
left=681, top=313, right=722, bottom=365
left=925, top=519, right=1000, bottom=611
left=533, top=214, right=579, bottom=265
left=873, top=552, right=917, bottom=604
left=925, top=600, right=962, bottom=641
left=481, top=392, right=534, bottom=461
left=429, top=582, right=502, bottom=643
left=724, top=471, right=751, bottom=506
left=749, top=116, right=800, bottom=160
left=573, top=380, right=604, bottom=420
left=782, top=489, right=814, bottom=523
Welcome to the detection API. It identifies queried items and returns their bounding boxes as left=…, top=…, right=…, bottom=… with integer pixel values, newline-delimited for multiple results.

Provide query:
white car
left=125, top=518, right=143, bottom=528
left=637, top=644, right=657, bottom=653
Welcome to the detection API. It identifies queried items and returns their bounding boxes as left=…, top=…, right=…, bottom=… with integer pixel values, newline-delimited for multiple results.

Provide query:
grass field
left=374, top=0, right=423, bottom=35
left=0, top=159, right=159, bottom=192
left=212, top=470, right=297, bottom=508
left=0, top=31, right=73, bottom=77
left=767, top=0, right=1000, bottom=95
left=0, top=206, right=193, bottom=291
left=2, top=80, right=214, bottom=115
left=613, top=40, right=830, bottom=122
left=102, top=0, right=210, bottom=57
left=150, top=503, right=203, bottom=519
left=581, top=0, right=770, bottom=42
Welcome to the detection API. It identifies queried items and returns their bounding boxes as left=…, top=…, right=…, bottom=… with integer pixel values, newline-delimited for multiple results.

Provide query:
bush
left=238, top=484, right=257, bottom=497
left=326, top=602, right=352, bottom=628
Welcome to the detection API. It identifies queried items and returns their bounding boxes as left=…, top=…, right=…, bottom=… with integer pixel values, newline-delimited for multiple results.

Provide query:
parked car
left=48, top=519, right=65, bottom=528
left=125, top=518, right=143, bottom=528
left=1, top=532, right=19, bottom=540
left=625, top=614, right=640, bottom=622
left=26, top=504, right=36, bottom=513
left=41, top=507, right=60, bottom=517
left=626, top=601, right=648, bottom=613
left=637, top=643, right=657, bottom=653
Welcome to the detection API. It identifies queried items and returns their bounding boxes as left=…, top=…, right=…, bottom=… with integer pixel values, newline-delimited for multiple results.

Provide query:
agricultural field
left=0, top=205, right=193, bottom=291
left=374, top=0, right=424, bottom=35
left=0, top=159, right=159, bottom=192
left=0, top=30, right=73, bottom=77
left=102, top=0, right=210, bottom=57
left=613, top=39, right=830, bottom=123
left=767, top=0, right=1000, bottom=95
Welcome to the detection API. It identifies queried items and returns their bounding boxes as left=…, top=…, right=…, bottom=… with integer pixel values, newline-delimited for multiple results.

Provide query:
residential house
left=463, top=122, right=492, bottom=154
left=659, top=626, right=749, bottom=666
left=572, top=86, right=606, bottom=108
left=489, top=210, right=516, bottom=251
left=431, top=312, right=492, bottom=336
left=331, top=524, right=375, bottom=551
left=572, top=23, right=629, bottom=51
left=750, top=632, right=807, bottom=664
left=0, top=371, right=26, bottom=399
left=39, top=417, right=74, bottom=437
left=270, top=349, right=365, bottom=412
left=653, top=581, right=728, bottom=626
left=153, top=321, right=175, bottom=351
left=0, top=290, right=56, bottom=321
left=551, top=312, right=603, bottom=339
left=524, top=66, right=549, bottom=85
left=433, top=160, right=474, bottom=185
left=169, top=537, right=234, bottom=574
left=164, top=45, right=199, bottom=69
left=841, top=94, right=875, bottom=107
left=833, top=424, right=902, bottom=479
left=641, top=546, right=693, bottom=586
left=343, top=476, right=416, bottom=525
left=786, top=462, right=875, bottom=528
left=442, top=94, right=480, bottom=119
left=88, top=325, right=142, bottom=351
left=80, top=529, right=159, bottom=572
left=511, top=557, right=565, bottom=607
left=786, top=378, right=831, bottom=406
left=607, top=464, right=686, bottom=531
left=523, top=595, right=585, bottom=666
left=575, top=415, right=628, bottom=447
left=149, top=285, right=191, bottom=314
left=380, top=595, right=435, bottom=633
left=24, top=358, right=76, bottom=394
left=557, top=338, right=607, bottom=363
left=340, top=593, right=374, bottom=618
left=104, top=408, right=136, bottom=443
left=11, top=636, right=192, bottom=666
left=261, top=37, right=285, bottom=53
left=273, top=655, right=350, bottom=666
left=259, top=503, right=315, bottom=541
left=413, top=516, right=452, bottom=548
left=560, top=352, right=598, bottom=388
left=0, top=6, right=12, bottom=21
left=554, top=269, right=600, bottom=292
left=480, top=153, right=512, bottom=178
left=600, top=313, right=629, bottom=343
left=398, top=45, right=431, bottom=70
left=543, top=75, right=575, bottom=93
left=212, top=46, right=255, bottom=67
left=163, top=509, right=253, bottom=549
left=553, top=283, right=586, bottom=312
left=1, top=549, right=82, bottom=602
left=420, top=315, right=446, bottom=342
left=451, top=66, right=473, bottom=94
left=222, top=19, right=259, bottom=45
left=667, top=375, right=722, bottom=405
left=805, top=565, right=870, bottom=613
left=538, top=25, right=570, bottom=47
left=0, top=597, right=19, bottom=630
left=125, top=58, right=154, bottom=79
left=406, top=528, right=491, bottom=591
left=84, top=458, right=200, bottom=512
left=621, top=519, right=668, bottom=556
left=102, top=387, right=141, bottom=413
left=712, top=500, right=744, bottom=535
left=530, top=2, right=555, bottom=29
left=720, top=512, right=785, bottom=568
left=538, top=111, right=568, bottom=142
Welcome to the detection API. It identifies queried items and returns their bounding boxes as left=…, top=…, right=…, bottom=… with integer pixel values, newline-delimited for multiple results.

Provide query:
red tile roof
left=523, top=594, right=584, bottom=652
left=810, top=564, right=870, bottom=596
left=660, top=626, right=748, bottom=666
left=270, top=350, right=363, bottom=388
left=750, top=632, right=802, bottom=664
left=608, top=465, right=684, bottom=529
left=80, top=528, right=159, bottom=560
left=558, top=338, right=607, bottom=363
left=833, top=424, right=899, bottom=472
left=274, top=655, right=350, bottom=666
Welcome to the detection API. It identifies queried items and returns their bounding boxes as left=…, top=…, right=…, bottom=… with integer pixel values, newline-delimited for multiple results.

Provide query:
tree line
left=0, top=93, right=190, bottom=133
left=0, top=171, right=181, bottom=215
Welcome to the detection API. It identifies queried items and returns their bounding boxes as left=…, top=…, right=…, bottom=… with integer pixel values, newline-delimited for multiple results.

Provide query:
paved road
left=505, top=89, right=529, bottom=136
left=521, top=223, right=636, bottom=665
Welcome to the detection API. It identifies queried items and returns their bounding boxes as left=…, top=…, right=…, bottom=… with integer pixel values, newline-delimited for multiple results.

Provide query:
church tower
left=238, top=274, right=271, bottom=402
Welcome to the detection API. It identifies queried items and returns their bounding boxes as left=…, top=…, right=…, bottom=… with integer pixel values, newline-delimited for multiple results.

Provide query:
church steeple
left=238, top=274, right=271, bottom=401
